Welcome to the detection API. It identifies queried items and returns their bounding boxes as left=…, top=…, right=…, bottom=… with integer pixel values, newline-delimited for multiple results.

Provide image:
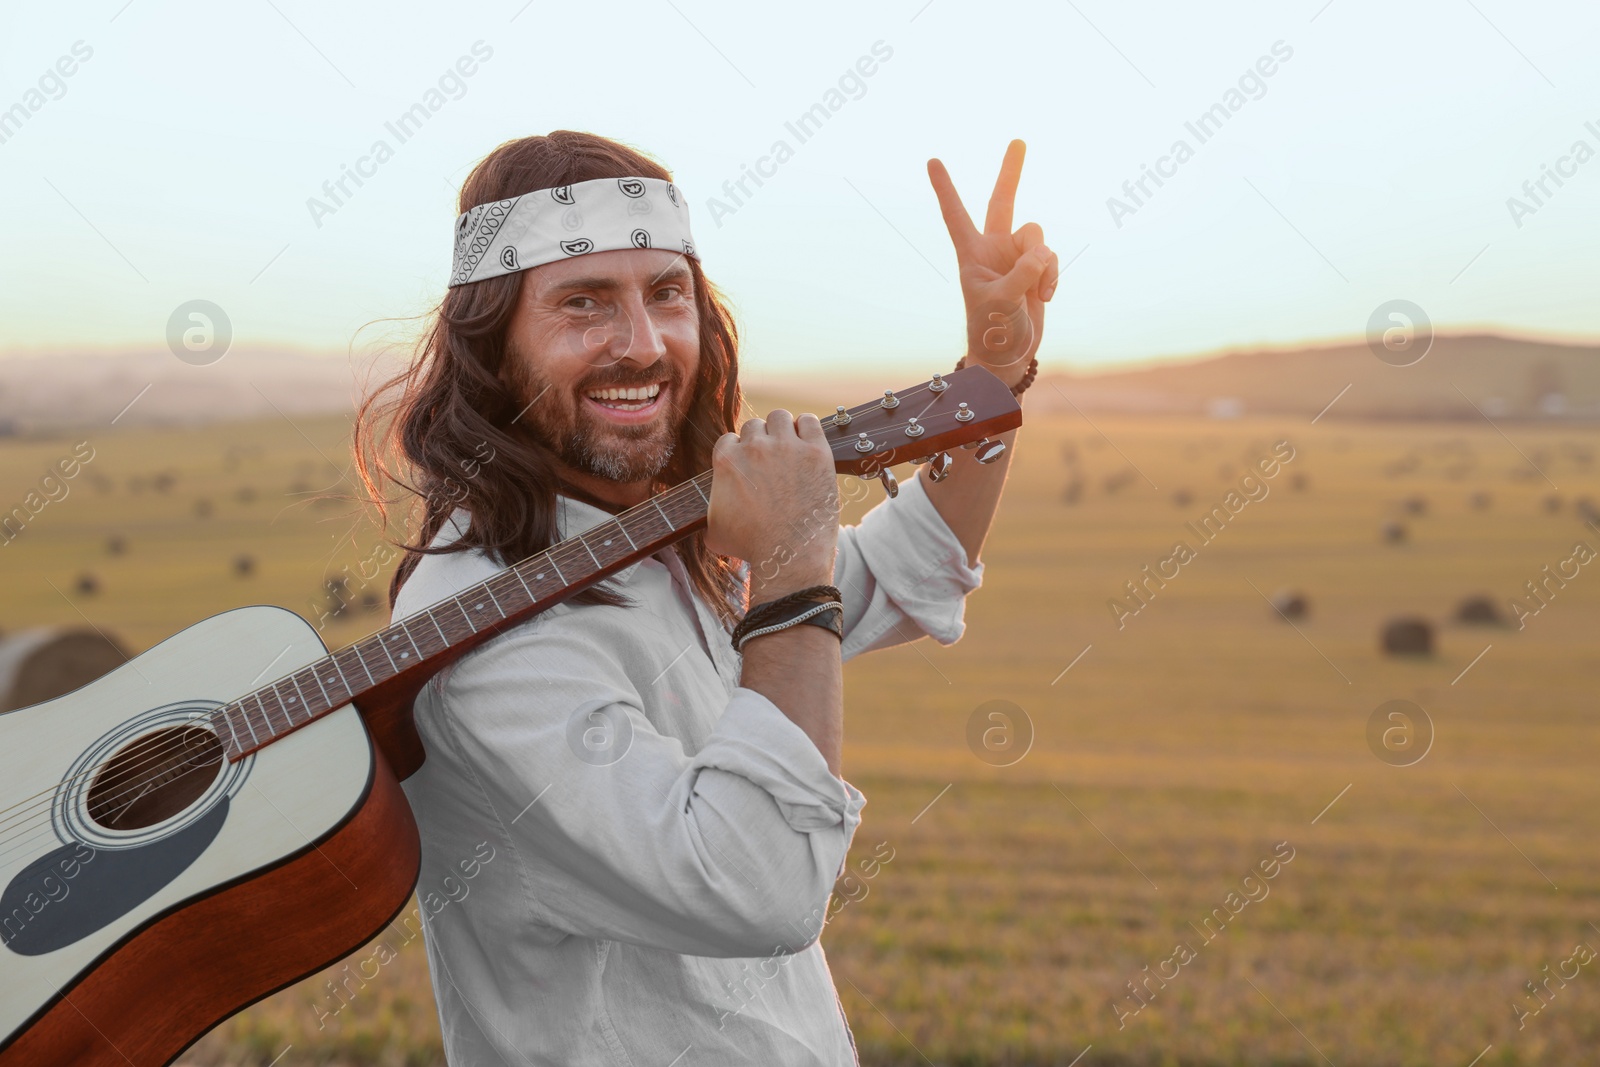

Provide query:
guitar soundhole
left=86, top=725, right=224, bottom=832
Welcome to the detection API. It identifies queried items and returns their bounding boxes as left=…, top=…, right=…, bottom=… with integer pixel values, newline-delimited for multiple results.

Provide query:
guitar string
left=0, top=389, right=985, bottom=853
left=0, top=383, right=992, bottom=852
left=0, top=393, right=985, bottom=854
left=0, top=467, right=729, bottom=853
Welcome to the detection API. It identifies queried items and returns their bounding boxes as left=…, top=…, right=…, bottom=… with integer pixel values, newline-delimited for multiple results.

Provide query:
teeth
left=586, top=383, right=662, bottom=402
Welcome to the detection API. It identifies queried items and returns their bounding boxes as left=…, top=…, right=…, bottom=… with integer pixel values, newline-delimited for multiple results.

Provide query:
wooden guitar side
left=0, top=742, right=420, bottom=1067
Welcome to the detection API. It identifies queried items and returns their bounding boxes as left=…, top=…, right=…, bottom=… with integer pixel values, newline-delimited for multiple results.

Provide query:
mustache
left=577, top=366, right=682, bottom=392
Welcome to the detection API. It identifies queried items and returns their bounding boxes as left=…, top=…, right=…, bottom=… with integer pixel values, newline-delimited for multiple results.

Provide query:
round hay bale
left=1172, top=488, right=1193, bottom=507
left=75, top=573, right=100, bottom=597
left=1468, top=491, right=1492, bottom=511
left=1543, top=494, right=1563, bottom=513
left=233, top=554, right=256, bottom=578
left=1061, top=479, right=1083, bottom=506
left=1575, top=496, right=1600, bottom=524
left=193, top=498, right=213, bottom=518
left=106, top=535, right=127, bottom=556
left=1455, top=596, right=1505, bottom=626
left=0, top=628, right=130, bottom=712
left=1402, top=494, right=1428, bottom=515
left=1270, top=589, right=1309, bottom=620
left=1290, top=473, right=1309, bottom=492
left=1381, top=617, right=1434, bottom=656
left=1382, top=520, right=1407, bottom=544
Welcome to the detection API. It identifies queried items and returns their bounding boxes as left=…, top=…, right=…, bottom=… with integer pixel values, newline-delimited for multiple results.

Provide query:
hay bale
left=193, top=498, right=213, bottom=518
left=106, top=535, right=127, bottom=556
left=1382, top=520, right=1407, bottom=544
left=1172, top=488, right=1193, bottom=507
left=1270, top=589, right=1309, bottom=620
left=1290, top=473, right=1309, bottom=492
left=1468, top=491, right=1492, bottom=511
left=75, top=573, right=100, bottom=597
left=0, top=628, right=129, bottom=712
left=1575, top=496, right=1599, bottom=524
left=1455, top=596, right=1505, bottom=626
left=1543, top=494, right=1563, bottom=514
left=233, top=554, right=255, bottom=578
left=1402, top=494, right=1428, bottom=515
left=1381, top=617, right=1434, bottom=656
left=1061, top=479, right=1083, bottom=505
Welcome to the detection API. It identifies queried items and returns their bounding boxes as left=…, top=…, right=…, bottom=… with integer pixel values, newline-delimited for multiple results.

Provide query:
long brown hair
left=354, top=130, right=747, bottom=625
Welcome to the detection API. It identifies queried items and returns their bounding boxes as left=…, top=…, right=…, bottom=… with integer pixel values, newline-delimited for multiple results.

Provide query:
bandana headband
left=449, top=175, right=699, bottom=288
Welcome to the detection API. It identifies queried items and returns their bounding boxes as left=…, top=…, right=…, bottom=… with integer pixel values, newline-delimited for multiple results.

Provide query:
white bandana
left=449, top=176, right=698, bottom=287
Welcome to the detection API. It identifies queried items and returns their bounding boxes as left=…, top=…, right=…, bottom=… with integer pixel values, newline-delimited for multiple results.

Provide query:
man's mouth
left=583, top=381, right=667, bottom=422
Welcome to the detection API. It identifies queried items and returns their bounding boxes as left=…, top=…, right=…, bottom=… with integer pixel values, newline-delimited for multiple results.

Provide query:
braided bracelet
left=734, top=601, right=844, bottom=652
left=732, top=584, right=841, bottom=648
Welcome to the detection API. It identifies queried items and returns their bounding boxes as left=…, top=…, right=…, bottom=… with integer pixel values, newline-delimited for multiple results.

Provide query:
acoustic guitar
left=0, top=365, right=1021, bottom=1065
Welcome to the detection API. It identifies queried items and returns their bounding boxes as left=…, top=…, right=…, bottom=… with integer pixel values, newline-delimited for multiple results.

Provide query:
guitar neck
left=216, top=470, right=715, bottom=761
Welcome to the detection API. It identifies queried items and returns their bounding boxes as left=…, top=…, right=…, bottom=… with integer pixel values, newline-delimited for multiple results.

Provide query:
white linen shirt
left=392, top=471, right=983, bottom=1066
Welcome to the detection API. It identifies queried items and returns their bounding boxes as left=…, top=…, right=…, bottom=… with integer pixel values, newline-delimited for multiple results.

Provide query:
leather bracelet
left=733, top=584, right=841, bottom=645
left=735, top=602, right=844, bottom=652
left=953, top=354, right=1036, bottom=397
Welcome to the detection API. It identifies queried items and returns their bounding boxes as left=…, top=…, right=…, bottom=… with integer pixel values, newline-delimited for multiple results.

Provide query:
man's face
left=504, top=249, right=701, bottom=487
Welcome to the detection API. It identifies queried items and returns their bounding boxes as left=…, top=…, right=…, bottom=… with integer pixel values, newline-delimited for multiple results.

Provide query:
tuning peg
left=833, top=405, right=852, bottom=427
left=879, top=467, right=899, bottom=498
left=961, top=436, right=987, bottom=450
left=928, top=452, right=953, bottom=482
left=880, top=390, right=900, bottom=410
left=928, top=372, right=949, bottom=392
left=974, top=439, right=1007, bottom=465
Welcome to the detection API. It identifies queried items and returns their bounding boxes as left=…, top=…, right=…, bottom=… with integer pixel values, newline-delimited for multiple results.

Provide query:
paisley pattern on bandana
left=449, top=176, right=698, bottom=287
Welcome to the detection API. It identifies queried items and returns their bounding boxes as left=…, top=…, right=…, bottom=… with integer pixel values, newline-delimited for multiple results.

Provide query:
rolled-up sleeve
left=426, top=613, right=866, bottom=960
left=835, top=468, right=985, bottom=661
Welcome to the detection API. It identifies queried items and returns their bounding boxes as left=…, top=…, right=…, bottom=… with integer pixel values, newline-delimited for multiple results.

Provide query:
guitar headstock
left=825, top=364, right=1022, bottom=478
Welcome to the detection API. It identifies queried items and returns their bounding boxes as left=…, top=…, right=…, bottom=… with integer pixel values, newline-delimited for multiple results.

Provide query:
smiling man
left=356, top=130, right=1056, bottom=1065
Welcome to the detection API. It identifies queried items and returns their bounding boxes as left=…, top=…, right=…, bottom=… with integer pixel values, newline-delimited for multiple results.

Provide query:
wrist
left=751, top=561, right=836, bottom=602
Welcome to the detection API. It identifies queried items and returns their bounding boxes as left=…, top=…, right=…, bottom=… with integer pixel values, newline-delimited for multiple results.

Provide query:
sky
left=1, top=0, right=1598, bottom=380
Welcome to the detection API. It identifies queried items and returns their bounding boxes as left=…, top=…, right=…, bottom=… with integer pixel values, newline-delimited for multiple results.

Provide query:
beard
left=508, top=352, right=692, bottom=485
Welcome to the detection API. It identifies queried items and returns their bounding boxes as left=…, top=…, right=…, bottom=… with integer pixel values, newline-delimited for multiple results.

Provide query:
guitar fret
left=480, top=582, right=506, bottom=618
left=547, top=555, right=566, bottom=584
left=579, top=534, right=602, bottom=568
left=398, top=621, right=425, bottom=663
left=268, top=682, right=296, bottom=731
left=289, top=672, right=317, bottom=717
left=371, top=632, right=400, bottom=673
left=426, top=609, right=451, bottom=646
left=512, top=566, right=535, bottom=600
left=217, top=707, right=240, bottom=753
left=308, top=666, right=334, bottom=708
left=346, top=644, right=379, bottom=686
left=248, top=694, right=274, bottom=741
left=691, top=478, right=710, bottom=504
left=616, top=520, right=637, bottom=550
left=238, top=701, right=261, bottom=746
left=652, top=498, right=676, bottom=532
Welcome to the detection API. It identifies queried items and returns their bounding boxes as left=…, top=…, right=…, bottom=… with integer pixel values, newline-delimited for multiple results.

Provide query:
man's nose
left=594, top=291, right=668, bottom=368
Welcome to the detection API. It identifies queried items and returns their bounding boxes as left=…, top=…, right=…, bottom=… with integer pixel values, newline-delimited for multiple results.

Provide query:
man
left=362, top=129, right=1056, bottom=1064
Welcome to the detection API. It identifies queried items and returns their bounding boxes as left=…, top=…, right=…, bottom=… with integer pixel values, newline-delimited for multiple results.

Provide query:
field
left=3, top=400, right=1599, bottom=1066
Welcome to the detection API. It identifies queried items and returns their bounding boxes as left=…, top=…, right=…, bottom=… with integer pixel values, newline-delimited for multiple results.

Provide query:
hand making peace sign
left=927, top=139, right=1058, bottom=388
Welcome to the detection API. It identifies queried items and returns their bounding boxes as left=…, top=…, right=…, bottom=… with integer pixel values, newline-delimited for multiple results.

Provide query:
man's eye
left=567, top=296, right=595, bottom=310
left=654, top=287, right=682, bottom=302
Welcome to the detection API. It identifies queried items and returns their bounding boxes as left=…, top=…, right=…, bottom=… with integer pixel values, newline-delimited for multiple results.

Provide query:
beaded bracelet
left=953, top=354, right=1037, bottom=397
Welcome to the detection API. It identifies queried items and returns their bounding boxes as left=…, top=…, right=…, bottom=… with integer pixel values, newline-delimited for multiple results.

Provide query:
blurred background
left=3, top=0, right=1599, bottom=1063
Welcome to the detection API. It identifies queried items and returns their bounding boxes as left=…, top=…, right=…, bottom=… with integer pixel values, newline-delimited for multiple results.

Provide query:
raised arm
left=924, top=138, right=1058, bottom=566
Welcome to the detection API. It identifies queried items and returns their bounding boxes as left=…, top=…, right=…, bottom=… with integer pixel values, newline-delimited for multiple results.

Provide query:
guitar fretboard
left=213, top=470, right=714, bottom=760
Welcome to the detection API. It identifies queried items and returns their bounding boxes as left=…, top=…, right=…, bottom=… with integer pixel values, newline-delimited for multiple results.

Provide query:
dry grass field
left=3, top=398, right=1599, bottom=1066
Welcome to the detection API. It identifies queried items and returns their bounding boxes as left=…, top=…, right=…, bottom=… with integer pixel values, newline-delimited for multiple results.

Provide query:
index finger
left=927, top=157, right=980, bottom=249
left=983, top=138, right=1027, bottom=236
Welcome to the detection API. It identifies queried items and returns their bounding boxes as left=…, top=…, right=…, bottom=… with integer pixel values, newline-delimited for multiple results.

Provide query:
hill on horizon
left=1, top=333, right=1595, bottom=432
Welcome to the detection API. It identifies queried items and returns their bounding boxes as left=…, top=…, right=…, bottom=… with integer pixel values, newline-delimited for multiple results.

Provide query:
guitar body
left=0, top=606, right=421, bottom=1067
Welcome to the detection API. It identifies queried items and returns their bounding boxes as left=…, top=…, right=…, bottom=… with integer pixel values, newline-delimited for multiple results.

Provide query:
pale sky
left=1, top=0, right=1597, bottom=377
